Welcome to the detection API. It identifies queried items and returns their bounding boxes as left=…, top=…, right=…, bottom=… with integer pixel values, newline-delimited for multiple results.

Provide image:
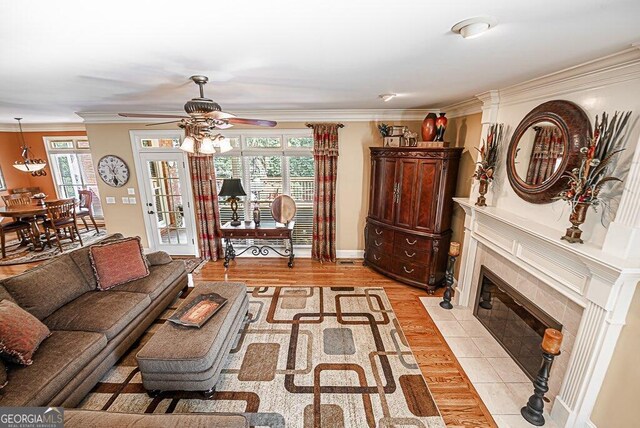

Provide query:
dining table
left=0, top=199, right=63, bottom=250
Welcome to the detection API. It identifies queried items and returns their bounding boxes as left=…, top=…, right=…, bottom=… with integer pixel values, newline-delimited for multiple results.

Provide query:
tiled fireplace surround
left=453, top=198, right=640, bottom=427
left=469, top=244, right=582, bottom=403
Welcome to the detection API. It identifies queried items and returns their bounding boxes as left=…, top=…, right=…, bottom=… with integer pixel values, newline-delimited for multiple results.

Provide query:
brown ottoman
left=136, top=282, right=248, bottom=394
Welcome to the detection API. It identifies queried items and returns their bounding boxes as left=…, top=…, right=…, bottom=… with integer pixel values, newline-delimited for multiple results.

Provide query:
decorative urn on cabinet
left=421, top=113, right=437, bottom=141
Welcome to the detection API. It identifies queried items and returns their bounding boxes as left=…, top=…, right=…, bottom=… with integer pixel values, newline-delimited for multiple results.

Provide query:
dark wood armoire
left=365, top=147, right=462, bottom=293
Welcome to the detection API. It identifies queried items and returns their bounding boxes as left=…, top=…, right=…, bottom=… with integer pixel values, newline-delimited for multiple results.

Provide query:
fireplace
left=473, top=266, right=563, bottom=380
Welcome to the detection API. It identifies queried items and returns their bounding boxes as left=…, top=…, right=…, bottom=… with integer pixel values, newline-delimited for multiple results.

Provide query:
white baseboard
left=336, top=250, right=365, bottom=259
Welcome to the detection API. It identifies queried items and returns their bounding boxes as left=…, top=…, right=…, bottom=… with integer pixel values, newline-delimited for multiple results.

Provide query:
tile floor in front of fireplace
left=421, top=297, right=558, bottom=428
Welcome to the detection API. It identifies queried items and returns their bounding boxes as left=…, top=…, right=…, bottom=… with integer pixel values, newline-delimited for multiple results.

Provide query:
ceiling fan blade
left=118, top=113, right=190, bottom=119
left=145, top=120, right=182, bottom=126
left=227, top=117, right=277, bottom=127
left=205, top=110, right=236, bottom=119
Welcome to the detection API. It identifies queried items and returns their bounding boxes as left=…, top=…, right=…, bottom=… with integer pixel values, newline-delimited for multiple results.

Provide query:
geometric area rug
left=78, top=286, right=445, bottom=428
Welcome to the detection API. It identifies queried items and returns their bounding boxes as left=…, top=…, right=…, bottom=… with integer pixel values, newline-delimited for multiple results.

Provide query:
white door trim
left=129, top=130, right=199, bottom=256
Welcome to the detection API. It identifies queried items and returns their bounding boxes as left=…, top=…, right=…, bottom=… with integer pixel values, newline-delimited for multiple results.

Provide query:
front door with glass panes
left=139, top=152, right=197, bottom=255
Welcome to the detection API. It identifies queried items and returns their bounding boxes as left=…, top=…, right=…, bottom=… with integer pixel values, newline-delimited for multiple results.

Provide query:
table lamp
left=219, top=179, right=246, bottom=226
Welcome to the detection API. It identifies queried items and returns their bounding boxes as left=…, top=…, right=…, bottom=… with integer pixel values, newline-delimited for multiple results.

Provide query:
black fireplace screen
left=474, top=266, right=562, bottom=380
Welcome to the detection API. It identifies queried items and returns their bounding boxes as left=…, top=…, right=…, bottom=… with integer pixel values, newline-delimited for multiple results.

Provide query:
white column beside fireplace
left=454, top=197, right=640, bottom=428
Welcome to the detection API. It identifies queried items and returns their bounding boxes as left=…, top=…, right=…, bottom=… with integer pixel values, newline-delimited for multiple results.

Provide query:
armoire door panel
left=395, top=159, right=419, bottom=228
left=369, top=157, right=385, bottom=220
left=380, top=158, right=397, bottom=224
left=414, top=160, right=440, bottom=232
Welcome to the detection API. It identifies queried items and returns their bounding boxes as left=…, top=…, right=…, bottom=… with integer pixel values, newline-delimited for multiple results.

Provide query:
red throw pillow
left=90, top=237, right=150, bottom=290
left=0, top=300, right=51, bottom=365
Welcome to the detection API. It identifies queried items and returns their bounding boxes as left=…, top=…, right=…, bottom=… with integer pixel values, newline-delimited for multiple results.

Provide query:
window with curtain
left=213, top=130, right=314, bottom=247
left=44, top=137, right=104, bottom=218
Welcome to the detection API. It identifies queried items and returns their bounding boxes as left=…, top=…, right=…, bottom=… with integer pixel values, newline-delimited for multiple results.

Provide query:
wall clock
left=97, top=155, right=130, bottom=187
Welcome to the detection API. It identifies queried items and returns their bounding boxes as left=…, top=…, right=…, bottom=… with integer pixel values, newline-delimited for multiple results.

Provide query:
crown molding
left=441, top=98, right=482, bottom=118
left=0, top=123, right=86, bottom=132
left=75, top=108, right=437, bottom=124
left=497, top=46, right=640, bottom=106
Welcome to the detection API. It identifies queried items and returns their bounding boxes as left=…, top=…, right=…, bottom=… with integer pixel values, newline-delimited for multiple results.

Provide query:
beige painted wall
left=85, top=119, right=421, bottom=251
left=592, top=285, right=640, bottom=427
left=444, top=112, right=483, bottom=277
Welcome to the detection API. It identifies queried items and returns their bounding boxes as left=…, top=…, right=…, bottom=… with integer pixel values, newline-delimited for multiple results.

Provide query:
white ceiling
left=0, top=0, right=638, bottom=123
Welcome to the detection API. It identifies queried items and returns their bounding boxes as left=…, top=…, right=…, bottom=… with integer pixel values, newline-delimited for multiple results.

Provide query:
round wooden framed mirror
left=506, top=100, right=591, bottom=204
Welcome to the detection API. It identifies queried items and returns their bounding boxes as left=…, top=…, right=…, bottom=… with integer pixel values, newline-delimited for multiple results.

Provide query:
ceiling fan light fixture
left=180, top=136, right=195, bottom=153
left=219, top=138, right=233, bottom=153
left=451, top=17, right=496, bottom=39
left=200, top=136, right=216, bottom=154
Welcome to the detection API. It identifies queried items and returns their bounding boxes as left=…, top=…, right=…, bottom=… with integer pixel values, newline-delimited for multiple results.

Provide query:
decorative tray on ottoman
left=168, top=293, right=228, bottom=328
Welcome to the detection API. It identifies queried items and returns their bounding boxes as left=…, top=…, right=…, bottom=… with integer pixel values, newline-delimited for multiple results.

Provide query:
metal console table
left=221, top=220, right=295, bottom=268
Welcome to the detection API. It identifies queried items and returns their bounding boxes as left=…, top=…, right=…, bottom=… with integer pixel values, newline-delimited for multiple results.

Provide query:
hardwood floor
left=0, top=257, right=496, bottom=427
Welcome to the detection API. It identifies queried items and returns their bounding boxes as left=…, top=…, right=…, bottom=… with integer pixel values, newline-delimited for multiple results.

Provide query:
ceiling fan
left=118, top=75, right=277, bottom=154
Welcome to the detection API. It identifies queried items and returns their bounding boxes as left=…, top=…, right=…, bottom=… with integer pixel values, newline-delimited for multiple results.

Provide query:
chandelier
left=13, top=118, right=47, bottom=176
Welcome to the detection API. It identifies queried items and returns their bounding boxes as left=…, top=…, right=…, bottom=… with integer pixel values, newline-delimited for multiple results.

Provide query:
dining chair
left=42, top=198, right=83, bottom=252
left=9, top=187, right=41, bottom=195
left=77, top=190, right=100, bottom=233
left=2, top=193, right=33, bottom=207
left=0, top=218, right=33, bottom=259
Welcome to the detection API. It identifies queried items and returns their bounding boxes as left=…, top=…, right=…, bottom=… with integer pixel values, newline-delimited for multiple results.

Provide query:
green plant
left=473, top=123, right=503, bottom=182
left=557, top=111, right=631, bottom=210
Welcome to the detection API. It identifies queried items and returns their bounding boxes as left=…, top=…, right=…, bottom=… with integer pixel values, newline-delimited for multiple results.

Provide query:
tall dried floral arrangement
left=473, top=123, right=503, bottom=206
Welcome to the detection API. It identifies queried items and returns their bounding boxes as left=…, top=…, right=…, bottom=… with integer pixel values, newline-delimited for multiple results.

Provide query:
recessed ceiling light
left=379, top=93, right=397, bottom=102
left=452, top=16, right=497, bottom=39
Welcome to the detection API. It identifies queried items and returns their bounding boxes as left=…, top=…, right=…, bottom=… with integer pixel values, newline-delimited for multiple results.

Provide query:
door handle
left=373, top=254, right=380, bottom=261
left=375, top=228, right=383, bottom=235
left=403, top=266, right=415, bottom=274
left=374, top=240, right=383, bottom=247
left=404, top=250, right=416, bottom=258
left=405, top=238, right=417, bottom=245
left=147, top=210, right=155, bottom=215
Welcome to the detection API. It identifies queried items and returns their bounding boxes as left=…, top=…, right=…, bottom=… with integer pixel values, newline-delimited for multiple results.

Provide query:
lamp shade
left=218, top=178, right=246, bottom=197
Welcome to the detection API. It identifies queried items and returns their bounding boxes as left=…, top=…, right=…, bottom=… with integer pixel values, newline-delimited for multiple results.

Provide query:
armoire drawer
left=365, top=248, right=390, bottom=269
left=368, top=229, right=394, bottom=253
left=368, top=224, right=394, bottom=242
left=390, top=259, right=428, bottom=282
left=394, top=231, right=431, bottom=252
left=395, top=247, right=429, bottom=263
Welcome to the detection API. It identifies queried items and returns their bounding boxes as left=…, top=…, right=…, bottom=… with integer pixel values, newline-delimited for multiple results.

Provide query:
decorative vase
left=476, top=180, right=488, bottom=207
left=434, top=113, right=448, bottom=142
left=561, top=202, right=589, bottom=244
left=421, top=113, right=437, bottom=141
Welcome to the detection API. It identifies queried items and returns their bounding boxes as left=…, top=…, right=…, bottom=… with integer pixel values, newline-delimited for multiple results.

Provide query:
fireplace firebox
left=474, top=266, right=562, bottom=380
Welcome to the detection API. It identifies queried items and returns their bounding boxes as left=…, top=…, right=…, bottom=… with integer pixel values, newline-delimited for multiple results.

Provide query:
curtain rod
left=305, top=123, right=344, bottom=128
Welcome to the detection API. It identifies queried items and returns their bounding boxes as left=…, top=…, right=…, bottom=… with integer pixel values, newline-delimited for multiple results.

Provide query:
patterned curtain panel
left=310, top=123, right=340, bottom=262
left=188, top=154, right=223, bottom=261
left=525, top=126, right=564, bottom=185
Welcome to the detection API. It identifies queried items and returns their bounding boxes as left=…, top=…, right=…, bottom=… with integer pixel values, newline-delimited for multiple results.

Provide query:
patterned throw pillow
left=90, top=237, right=150, bottom=291
left=0, top=300, right=51, bottom=365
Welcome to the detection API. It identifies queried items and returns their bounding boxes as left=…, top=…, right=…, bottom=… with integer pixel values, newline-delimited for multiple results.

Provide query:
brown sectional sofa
left=0, top=233, right=188, bottom=407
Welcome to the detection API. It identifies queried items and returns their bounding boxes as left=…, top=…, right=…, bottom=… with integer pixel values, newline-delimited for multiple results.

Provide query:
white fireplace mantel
left=454, top=197, right=640, bottom=428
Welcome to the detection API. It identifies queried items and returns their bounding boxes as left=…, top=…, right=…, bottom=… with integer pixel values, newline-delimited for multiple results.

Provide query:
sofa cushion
left=115, top=261, right=186, bottom=300
left=90, top=237, right=149, bottom=290
left=0, top=285, right=15, bottom=304
left=68, top=233, right=125, bottom=288
left=0, top=359, right=6, bottom=389
left=0, top=300, right=51, bottom=365
left=0, top=330, right=107, bottom=407
left=146, top=251, right=173, bottom=266
left=44, top=291, right=150, bottom=340
left=64, top=410, right=249, bottom=428
left=1, top=254, right=90, bottom=320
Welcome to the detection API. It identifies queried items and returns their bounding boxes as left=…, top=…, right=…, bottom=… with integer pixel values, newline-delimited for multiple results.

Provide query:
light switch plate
left=127, top=188, right=135, bottom=195
left=128, top=197, right=137, bottom=204
left=121, top=197, right=130, bottom=204
left=105, top=197, right=116, bottom=204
